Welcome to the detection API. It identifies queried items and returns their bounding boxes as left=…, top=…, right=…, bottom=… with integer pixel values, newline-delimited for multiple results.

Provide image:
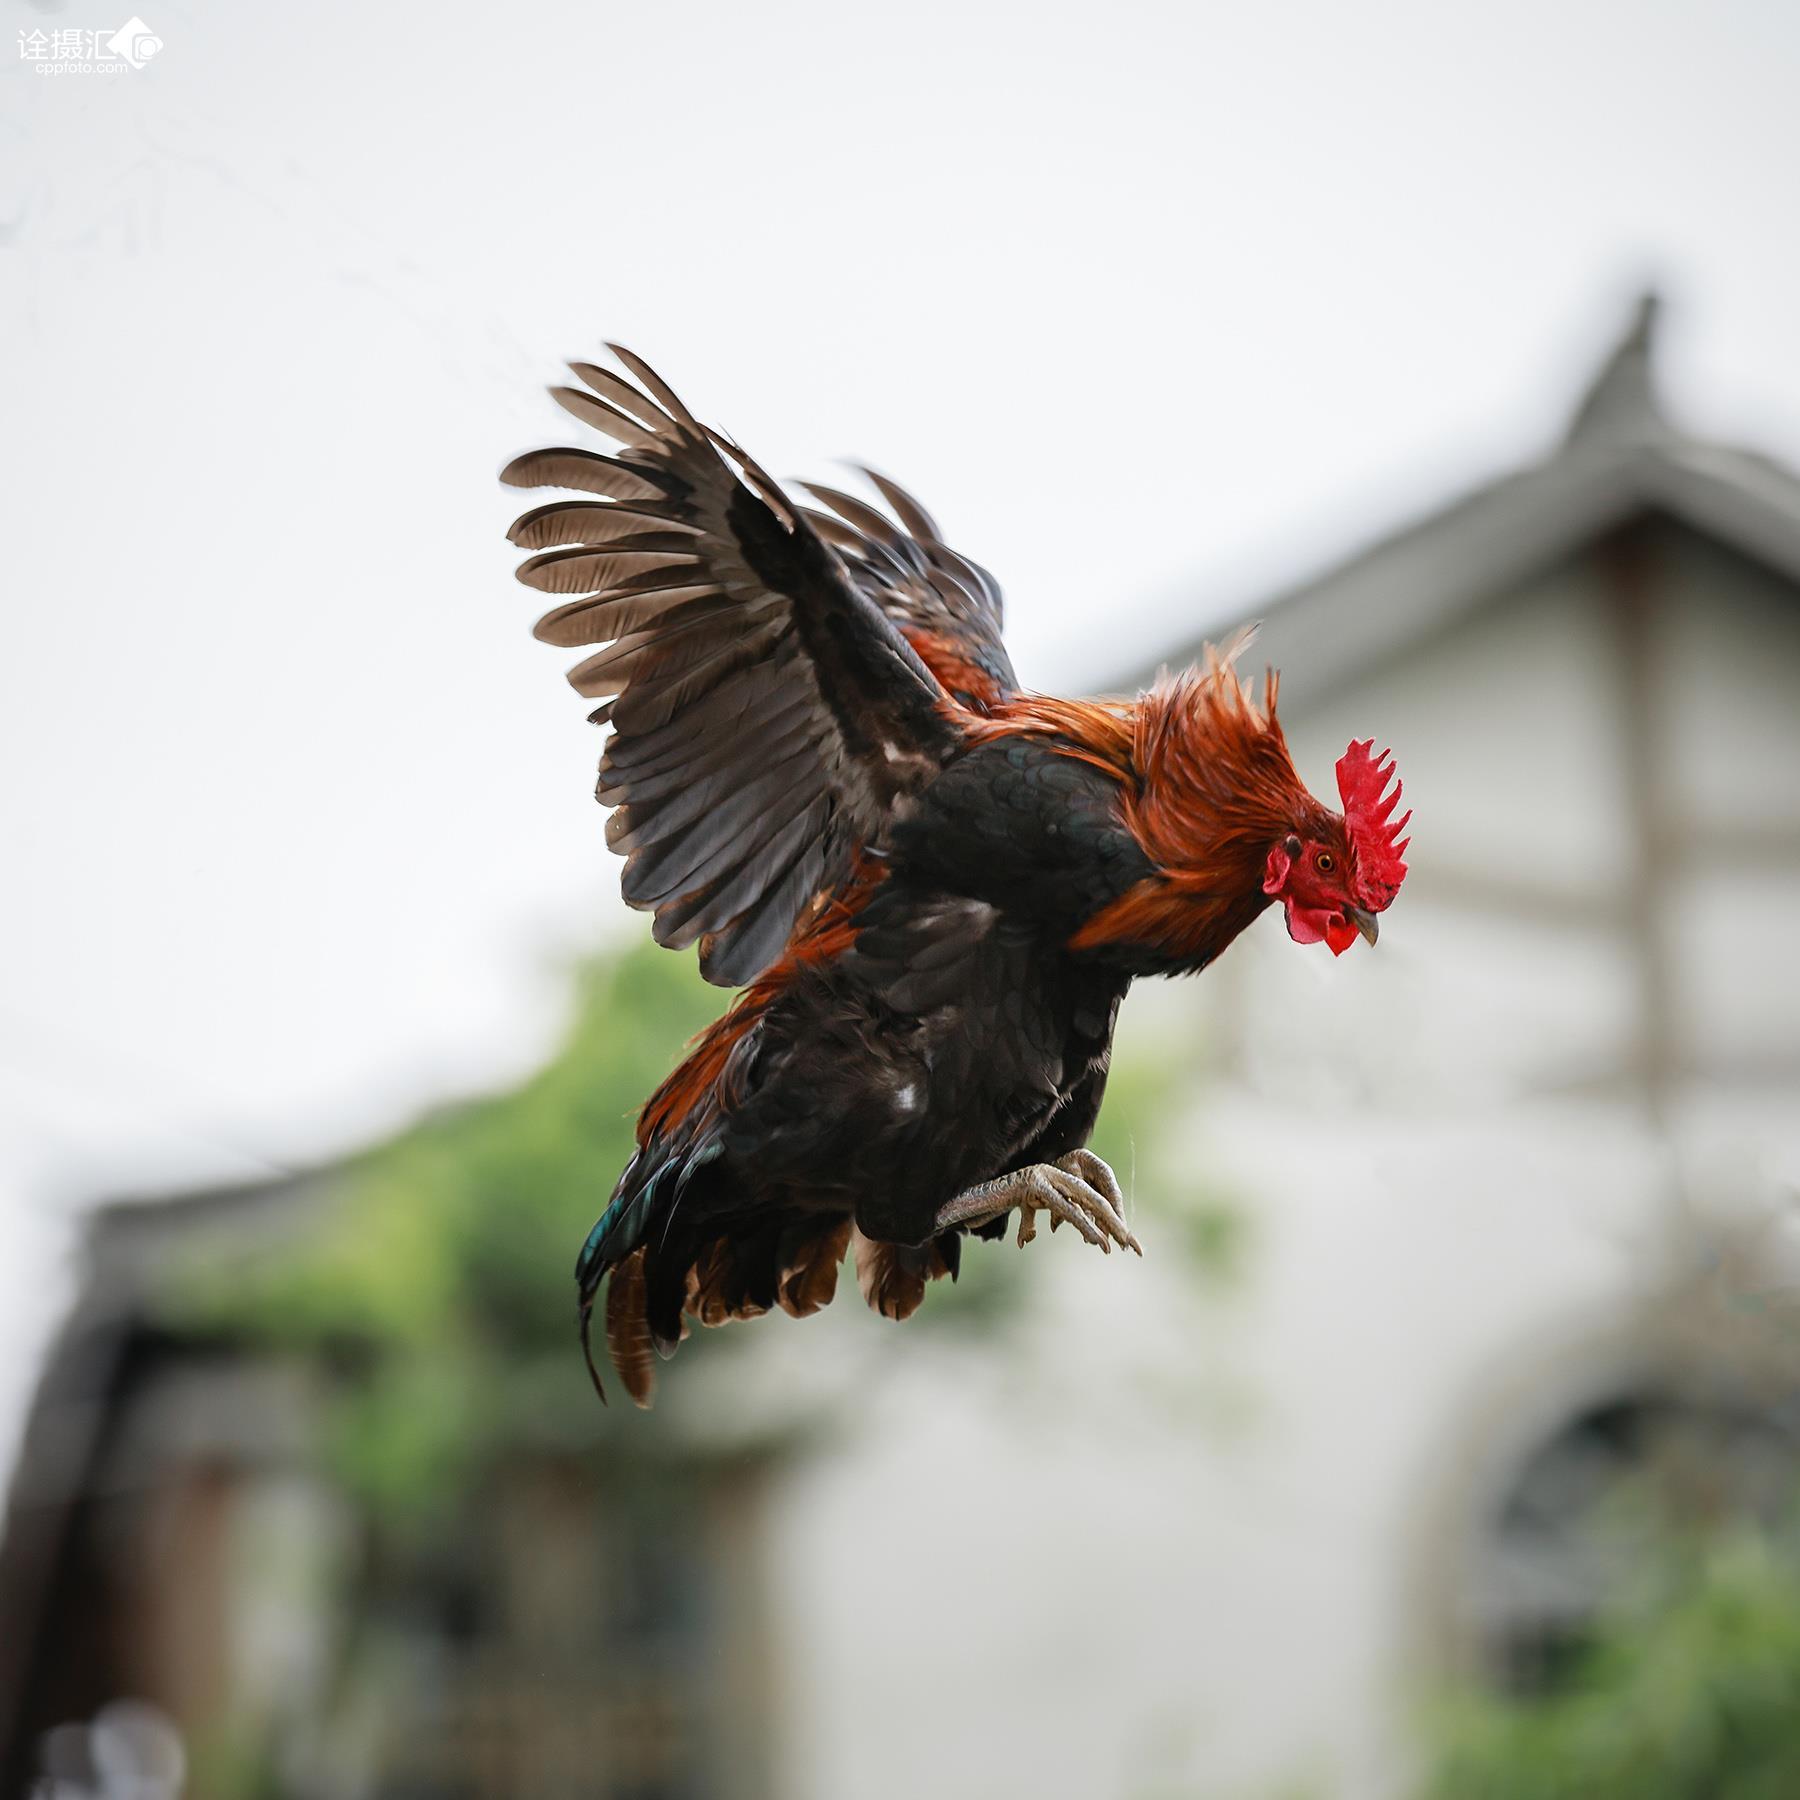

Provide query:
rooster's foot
left=934, top=1151, right=1141, bottom=1255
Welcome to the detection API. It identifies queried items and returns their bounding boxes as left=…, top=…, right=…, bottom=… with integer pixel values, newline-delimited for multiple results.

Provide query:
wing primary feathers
left=795, top=472, right=1013, bottom=698
left=567, top=361, right=681, bottom=433
left=603, top=342, right=704, bottom=429
left=597, top=660, right=790, bottom=780
left=562, top=614, right=742, bottom=700
left=705, top=428, right=798, bottom=525
left=795, top=506, right=867, bottom=553
left=699, top=835, right=832, bottom=984
left=604, top=626, right=790, bottom=729
left=855, top=465, right=944, bottom=542
left=535, top=586, right=728, bottom=649
left=548, top=385, right=668, bottom=449
left=622, top=775, right=823, bottom=909
left=510, top=341, right=989, bottom=988
left=650, top=801, right=830, bottom=953
left=569, top=620, right=780, bottom=708
left=501, top=447, right=679, bottom=500
left=507, top=500, right=700, bottom=549
left=516, top=546, right=704, bottom=598
left=673, top=792, right=832, bottom=932
left=608, top=740, right=818, bottom=854
left=602, top=699, right=815, bottom=809
left=796, top=481, right=910, bottom=550
left=598, top=687, right=811, bottom=797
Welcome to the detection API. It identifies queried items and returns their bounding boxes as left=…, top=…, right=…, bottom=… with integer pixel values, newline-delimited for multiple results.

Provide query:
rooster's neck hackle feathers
left=975, top=636, right=1314, bottom=858
left=1036, top=640, right=1327, bottom=969
left=963, top=690, right=1138, bottom=777
left=1124, top=643, right=1317, bottom=871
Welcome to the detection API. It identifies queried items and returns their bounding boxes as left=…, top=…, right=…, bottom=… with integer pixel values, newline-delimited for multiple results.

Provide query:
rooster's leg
left=933, top=1152, right=1142, bottom=1255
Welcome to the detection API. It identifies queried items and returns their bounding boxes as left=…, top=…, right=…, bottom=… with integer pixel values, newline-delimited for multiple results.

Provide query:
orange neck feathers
left=1120, top=657, right=1316, bottom=870
left=977, top=647, right=1325, bottom=970
left=1084, top=658, right=1323, bottom=966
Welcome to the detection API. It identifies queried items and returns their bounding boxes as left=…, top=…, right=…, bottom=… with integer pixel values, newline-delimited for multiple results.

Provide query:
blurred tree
left=1423, top=1520, right=1800, bottom=1800
left=1088, top=1027, right=1249, bottom=1290
left=169, top=934, right=1222, bottom=1517
left=171, top=937, right=727, bottom=1520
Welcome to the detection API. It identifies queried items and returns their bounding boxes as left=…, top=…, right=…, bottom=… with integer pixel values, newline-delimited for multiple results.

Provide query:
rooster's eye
left=1315, top=852, right=1335, bottom=872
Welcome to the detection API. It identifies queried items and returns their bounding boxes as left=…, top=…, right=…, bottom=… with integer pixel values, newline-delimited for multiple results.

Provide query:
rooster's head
left=1262, top=739, right=1410, bottom=956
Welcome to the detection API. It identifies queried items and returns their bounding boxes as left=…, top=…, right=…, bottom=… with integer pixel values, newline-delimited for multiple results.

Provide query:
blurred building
left=1148, top=289, right=1800, bottom=1760
left=5, top=294, right=1800, bottom=1799
left=0, top=1167, right=783, bottom=1800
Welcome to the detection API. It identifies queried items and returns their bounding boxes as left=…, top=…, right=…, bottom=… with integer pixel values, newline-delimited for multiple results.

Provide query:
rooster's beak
left=1348, top=907, right=1380, bottom=947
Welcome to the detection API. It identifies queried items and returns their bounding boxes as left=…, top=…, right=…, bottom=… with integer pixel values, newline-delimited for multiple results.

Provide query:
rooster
left=504, top=347, right=1410, bottom=1405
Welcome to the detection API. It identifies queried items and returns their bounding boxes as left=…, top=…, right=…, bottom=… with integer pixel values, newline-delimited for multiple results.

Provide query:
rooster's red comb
left=1336, top=740, right=1410, bottom=911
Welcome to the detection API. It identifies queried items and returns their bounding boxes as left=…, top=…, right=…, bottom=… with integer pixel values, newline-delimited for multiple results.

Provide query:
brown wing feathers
left=505, top=347, right=957, bottom=989
left=797, top=470, right=1015, bottom=710
left=512, top=349, right=1032, bottom=1406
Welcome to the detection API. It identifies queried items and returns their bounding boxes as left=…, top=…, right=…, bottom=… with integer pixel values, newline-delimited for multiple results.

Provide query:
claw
left=931, top=1151, right=1140, bottom=1257
left=1054, top=1150, right=1142, bottom=1255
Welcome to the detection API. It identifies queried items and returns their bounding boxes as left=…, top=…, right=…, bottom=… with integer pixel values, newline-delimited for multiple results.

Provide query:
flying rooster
left=504, top=347, right=1410, bottom=1405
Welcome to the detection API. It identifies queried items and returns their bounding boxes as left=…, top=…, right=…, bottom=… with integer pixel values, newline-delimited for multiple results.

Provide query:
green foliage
left=167, top=940, right=725, bottom=1515
left=1089, top=1033, right=1250, bottom=1287
left=1422, top=1524, right=1800, bottom=1800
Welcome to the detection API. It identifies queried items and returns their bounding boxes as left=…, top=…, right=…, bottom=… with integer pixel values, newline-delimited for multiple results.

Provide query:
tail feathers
left=576, top=1124, right=862, bottom=1406
left=852, top=1226, right=961, bottom=1321
left=777, top=1216, right=853, bottom=1317
left=686, top=1234, right=760, bottom=1328
left=604, top=1248, right=655, bottom=1406
left=646, top=1235, right=696, bottom=1357
left=585, top=1210, right=858, bottom=1409
left=576, top=1137, right=722, bottom=1299
left=576, top=1134, right=718, bottom=1408
left=679, top=1212, right=854, bottom=1329
left=575, top=1240, right=679, bottom=1411
left=578, top=1144, right=964, bottom=1404
left=577, top=1221, right=694, bottom=1410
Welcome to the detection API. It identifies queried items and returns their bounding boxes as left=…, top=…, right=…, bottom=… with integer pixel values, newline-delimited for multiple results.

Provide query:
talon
left=931, top=1155, right=1137, bottom=1259
left=1053, top=1150, right=1141, bottom=1254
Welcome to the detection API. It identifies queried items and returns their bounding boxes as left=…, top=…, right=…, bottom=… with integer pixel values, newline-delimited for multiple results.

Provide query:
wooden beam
left=1528, top=1049, right=1800, bottom=1101
left=1655, top=821, right=1800, bottom=873
left=1600, top=522, right=1671, bottom=1117
left=1406, top=866, right=1626, bottom=931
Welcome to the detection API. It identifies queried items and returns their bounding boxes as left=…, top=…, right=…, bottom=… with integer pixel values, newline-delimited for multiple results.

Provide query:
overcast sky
left=5, top=0, right=1800, bottom=1462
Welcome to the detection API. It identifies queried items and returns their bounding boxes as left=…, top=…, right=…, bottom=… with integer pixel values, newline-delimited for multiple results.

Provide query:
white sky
left=4, top=0, right=1800, bottom=1461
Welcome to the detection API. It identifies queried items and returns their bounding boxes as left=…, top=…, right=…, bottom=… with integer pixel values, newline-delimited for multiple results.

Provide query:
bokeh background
left=6, top=2, right=1800, bottom=1796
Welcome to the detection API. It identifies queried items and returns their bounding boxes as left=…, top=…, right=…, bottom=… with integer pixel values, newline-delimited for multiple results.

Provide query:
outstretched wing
left=506, top=347, right=959, bottom=988
left=797, top=472, right=1016, bottom=712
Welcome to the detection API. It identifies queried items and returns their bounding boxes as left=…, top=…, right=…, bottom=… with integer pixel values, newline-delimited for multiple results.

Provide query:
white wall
left=754, top=539, right=1800, bottom=1800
